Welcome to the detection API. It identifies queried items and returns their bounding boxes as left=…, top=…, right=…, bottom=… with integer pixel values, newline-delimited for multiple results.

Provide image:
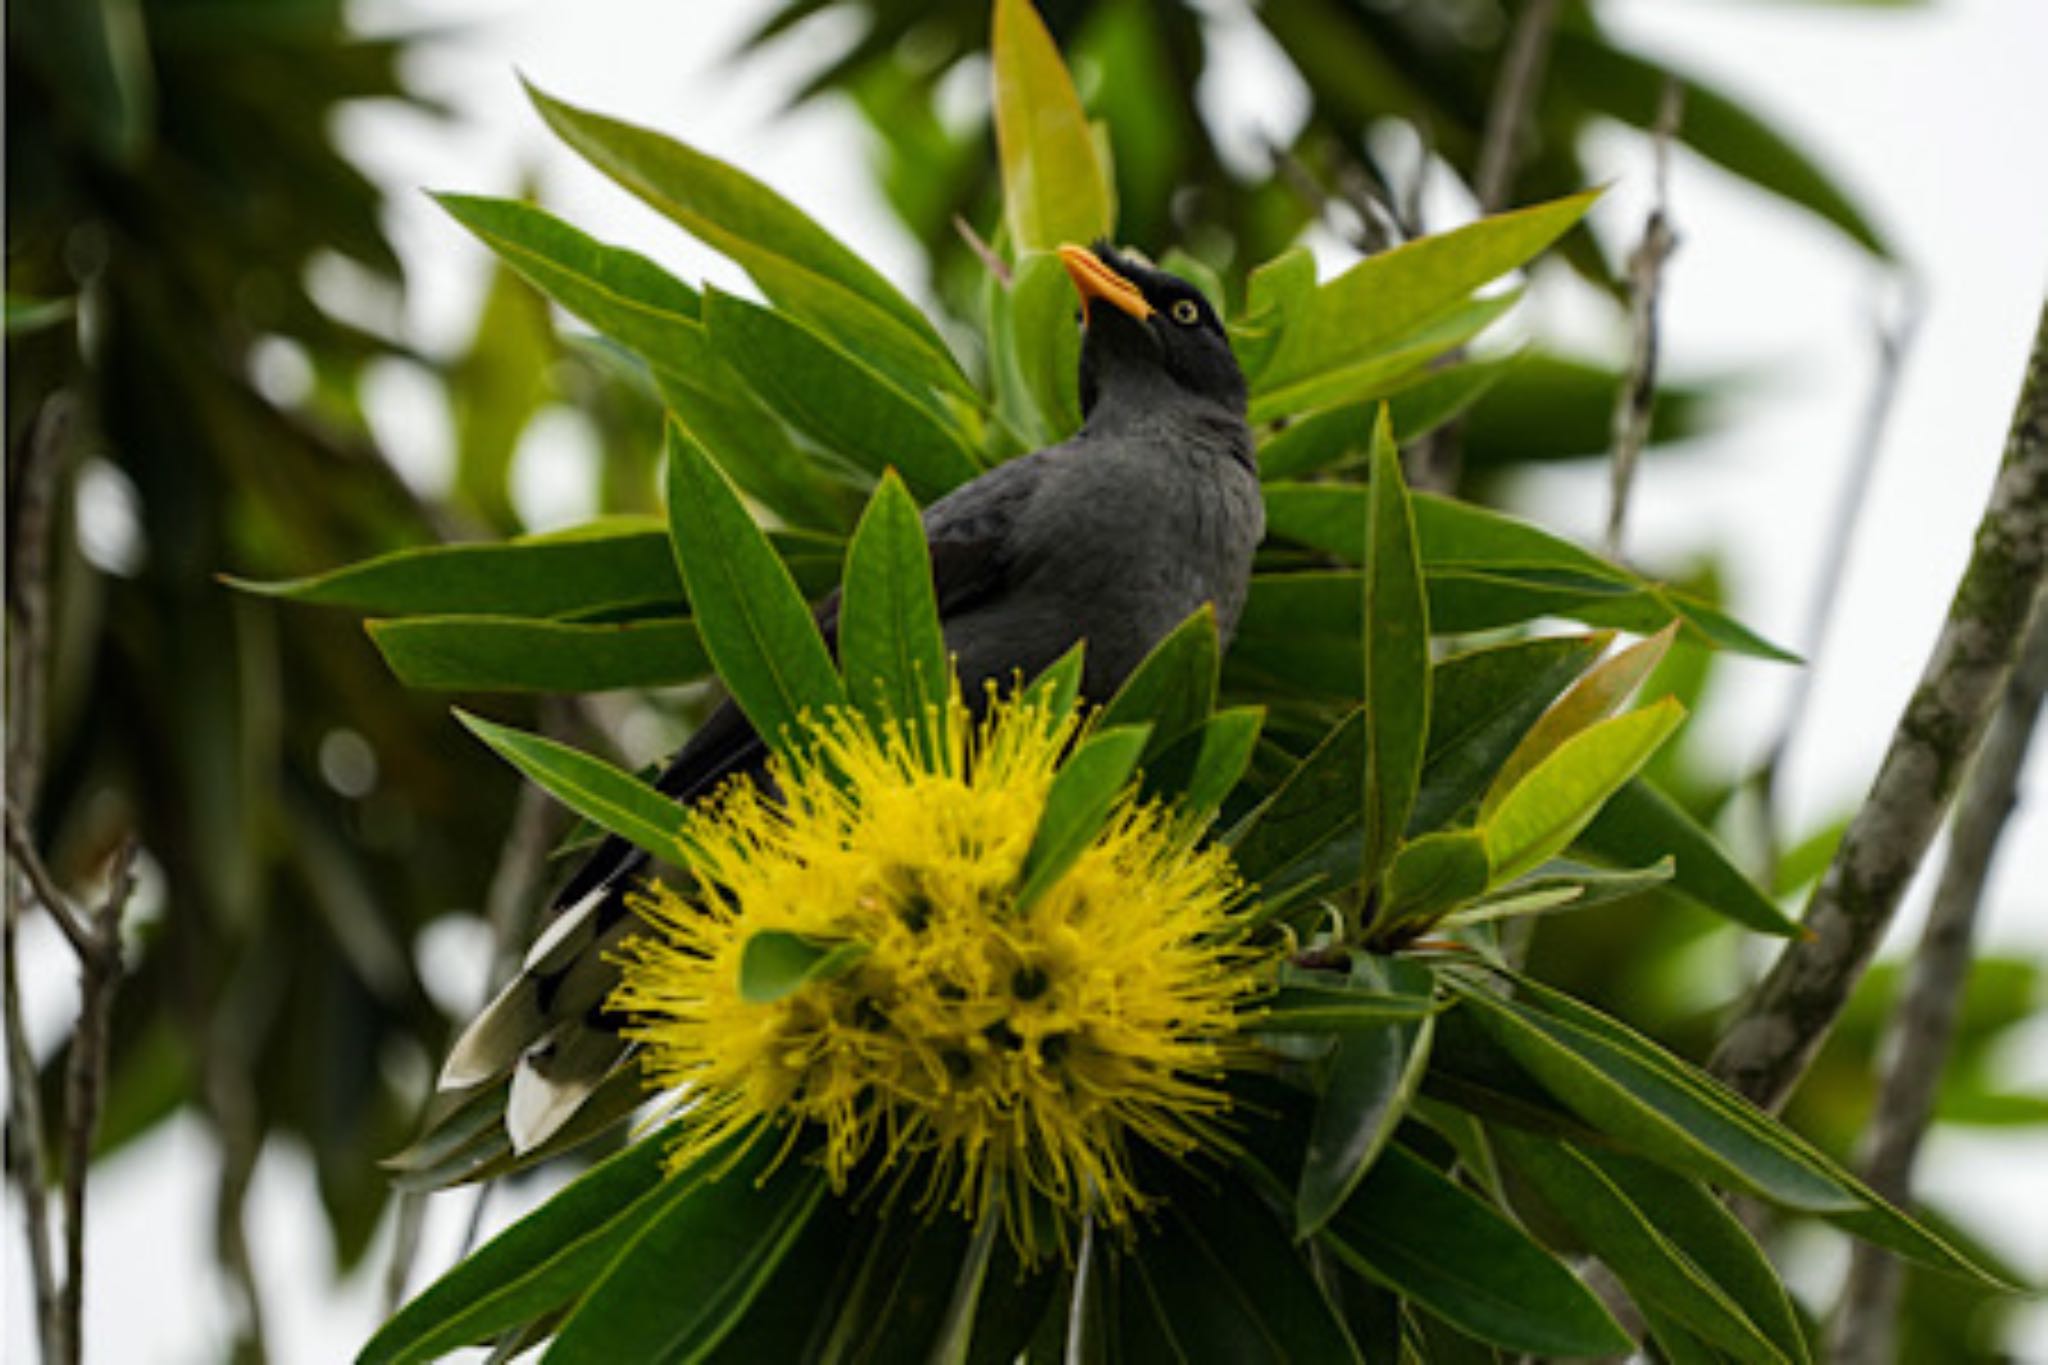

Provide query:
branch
left=1473, top=0, right=1564, bottom=214
left=1708, top=294, right=2048, bottom=1113
left=1604, top=78, right=1684, bottom=561
left=1829, top=584, right=2048, bottom=1363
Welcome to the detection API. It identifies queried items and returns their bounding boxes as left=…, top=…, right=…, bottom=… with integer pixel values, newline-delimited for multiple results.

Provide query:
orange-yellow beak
left=1056, top=243, right=1154, bottom=322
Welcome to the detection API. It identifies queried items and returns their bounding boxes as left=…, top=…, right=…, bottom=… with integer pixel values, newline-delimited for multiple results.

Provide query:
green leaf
left=229, top=527, right=684, bottom=618
left=840, top=472, right=949, bottom=746
left=1320, top=1143, right=1631, bottom=1357
left=1442, top=858, right=1674, bottom=929
left=737, top=930, right=871, bottom=1005
left=705, top=288, right=981, bottom=502
left=1256, top=976, right=1443, bottom=1034
left=1018, top=643, right=1085, bottom=719
left=665, top=421, right=846, bottom=752
left=1015, top=725, right=1151, bottom=912
left=653, top=371, right=854, bottom=535
left=1591, top=1152, right=1814, bottom=1365
left=528, top=83, right=957, bottom=372
left=1228, top=710, right=1363, bottom=892
left=928, top=1217, right=1002, bottom=1365
left=4, top=293, right=76, bottom=336
left=1410, top=633, right=1611, bottom=833
left=1264, top=482, right=1626, bottom=586
left=1478, top=623, right=1677, bottom=821
left=367, top=617, right=708, bottom=693
left=1362, top=414, right=1429, bottom=887
left=1136, top=705, right=1265, bottom=818
left=1255, top=191, right=1597, bottom=403
left=1296, top=957, right=1436, bottom=1238
left=1009, top=251, right=1085, bottom=439
left=1233, top=245, right=1318, bottom=381
left=1481, top=698, right=1685, bottom=885
left=455, top=711, right=697, bottom=872
left=1257, top=361, right=1509, bottom=481
left=1129, top=1162, right=1365, bottom=1363
left=1493, top=1130, right=1793, bottom=1365
left=545, top=1153, right=826, bottom=1362
left=1248, top=290, right=1520, bottom=423
left=360, top=1130, right=672, bottom=1365
left=1578, top=779, right=1802, bottom=937
left=991, top=0, right=1114, bottom=252
left=1379, top=831, right=1491, bottom=928
left=1098, top=606, right=1219, bottom=758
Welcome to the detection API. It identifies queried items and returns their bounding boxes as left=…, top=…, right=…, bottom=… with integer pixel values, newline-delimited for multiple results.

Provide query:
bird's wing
left=432, top=458, right=1041, bottom=1154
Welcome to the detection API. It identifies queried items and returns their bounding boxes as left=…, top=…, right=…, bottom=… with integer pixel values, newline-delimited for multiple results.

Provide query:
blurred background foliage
left=5, top=0, right=2038, bottom=1360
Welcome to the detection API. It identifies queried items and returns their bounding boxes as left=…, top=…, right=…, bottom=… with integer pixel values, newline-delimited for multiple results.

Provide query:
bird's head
left=1058, top=242, right=1246, bottom=420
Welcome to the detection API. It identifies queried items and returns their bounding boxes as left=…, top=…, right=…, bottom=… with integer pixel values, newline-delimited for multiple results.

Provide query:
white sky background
left=7, top=0, right=2046, bottom=1359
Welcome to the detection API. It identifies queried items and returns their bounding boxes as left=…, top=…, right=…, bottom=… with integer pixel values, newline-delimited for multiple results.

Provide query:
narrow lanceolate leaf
left=1247, top=289, right=1521, bottom=424
left=705, top=289, right=981, bottom=502
left=1256, top=359, right=1511, bottom=482
left=1297, top=957, right=1436, bottom=1238
left=1321, top=1143, right=1631, bottom=1358
left=1478, top=623, right=1677, bottom=821
left=1495, top=972, right=2013, bottom=1287
left=1256, top=980, right=1442, bottom=1034
left=229, top=527, right=683, bottom=618
left=1009, top=251, right=1084, bottom=439
left=368, top=617, right=709, bottom=693
left=1442, top=858, right=1674, bottom=929
left=1256, top=190, right=1598, bottom=402
left=1362, top=414, right=1429, bottom=888
left=454, top=711, right=696, bottom=872
left=1015, top=725, right=1152, bottom=912
left=1578, top=779, right=1802, bottom=937
left=665, top=422, right=845, bottom=751
left=1227, top=710, right=1364, bottom=892
left=840, top=473, right=948, bottom=748
left=527, top=84, right=958, bottom=377
left=1493, top=1130, right=1795, bottom=1365
left=1481, top=698, right=1685, bottom=886
left=1098, top=606, right=1219, bottom=757
left=991, top=0, right=1113, bottom=253
left=737, top=931, right=870, bottom=1005
left=1136, top=706, right=1265, bottom=819
left=545, top=1154, right=827, bottom=1362
left=359, top=1131, right=672, bottom=1365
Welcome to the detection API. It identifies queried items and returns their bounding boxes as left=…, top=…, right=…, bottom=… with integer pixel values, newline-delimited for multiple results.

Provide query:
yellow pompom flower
left=608, top=685, right=1266, bottom=1260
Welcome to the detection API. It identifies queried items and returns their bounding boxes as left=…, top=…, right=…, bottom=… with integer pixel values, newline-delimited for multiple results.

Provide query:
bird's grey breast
left=982, top=412, right=1263, bottom=696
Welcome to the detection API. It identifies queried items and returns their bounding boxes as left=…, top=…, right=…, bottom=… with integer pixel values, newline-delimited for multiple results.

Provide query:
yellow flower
left=608, top=686, right=1265, bottom=1260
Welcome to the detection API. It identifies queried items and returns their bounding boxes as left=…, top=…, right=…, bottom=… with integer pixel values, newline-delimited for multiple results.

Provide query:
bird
left=433, top=242, right=1266, bottom=1156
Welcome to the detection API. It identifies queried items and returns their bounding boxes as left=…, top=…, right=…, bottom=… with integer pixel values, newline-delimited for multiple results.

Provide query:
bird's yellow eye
left=1170, top=299, right=1201, bottom=325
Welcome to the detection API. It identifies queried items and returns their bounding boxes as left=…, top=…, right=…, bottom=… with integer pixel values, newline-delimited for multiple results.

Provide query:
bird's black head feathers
left=1070, top=241, right=1246, bottom=419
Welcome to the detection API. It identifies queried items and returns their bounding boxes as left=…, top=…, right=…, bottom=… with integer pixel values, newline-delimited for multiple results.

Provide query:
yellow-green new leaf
left=1363, top=411, right=1430, bottom=888
left=992, top=0, right=1113, bottom=252
left=839, top=473, right=949, bottom=750
left=1482, top=697, right=1685, bottom=886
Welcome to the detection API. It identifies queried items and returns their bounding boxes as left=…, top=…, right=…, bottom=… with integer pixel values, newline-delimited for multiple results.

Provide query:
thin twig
left=1604, top=77, right=1684, bottom=561
left=1829, top=585, right=2048, bottom=1363
left=1708, top=294, right=2048, bottom=1113
left=952, top=215, right=1012, bottom=288
left=1754, top=290, right=1921, bottom=878
left=6, top=394, right=74, bottom=1361
left=1265, top=138, right=1402, bottom=257
left=1473, top=0, right=1564, bottom=215
left=5, top=809, right=98, bottom=964
left=54, top=842, right=136, bottom=1365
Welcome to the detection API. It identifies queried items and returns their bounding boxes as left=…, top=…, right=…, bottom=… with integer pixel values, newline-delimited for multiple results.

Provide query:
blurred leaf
left=1321, top=1142, right=1631, bottom=1357
left=1461, top=353, right=1715, bottom=473
left=1479, top=624, right=1677, bottom=821
left=454, top=711, right=697, bottom=872
left=1016, top=725, right=1152, bottom=912
left=1009, top=251, right=1084, bottom=438
left=991, top=0, right=1114, bottom=252
left=665, top=421, right=846, bottom=751
left=448, top=242, right=556, bottom=531
left=1578, top=779, right=1801, bottom=936
left=1481, top=698, right=1685, bottom=885
left=367, top=616, right=708, bottom=692
left=737, top=930, right=871, bottom=1004
left=705, top=288, right=981, bottom=502
left=1297, top=957, right=1436, bottom=1238
left=840, top=472, right=948, bottom=743
left=5, top=293, right=77, bottom=335
left=1361, top=413, right=1430, bottom=887
left=1380, top=831, right=1491, bottom=927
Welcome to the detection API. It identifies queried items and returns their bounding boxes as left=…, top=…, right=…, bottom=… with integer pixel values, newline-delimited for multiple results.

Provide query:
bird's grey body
left=434, top=245, right=1263, bottom=1154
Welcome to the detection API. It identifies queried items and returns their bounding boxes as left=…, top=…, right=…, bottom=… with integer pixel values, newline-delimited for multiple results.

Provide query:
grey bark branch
left=1708, top=293, right=2048, bottom=1113
left=1829, top=584, right=2048, bottom=1364
left=1474, top=0, right=1564, bottom=214
left=1604, top=78, right=1684, bottom=561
